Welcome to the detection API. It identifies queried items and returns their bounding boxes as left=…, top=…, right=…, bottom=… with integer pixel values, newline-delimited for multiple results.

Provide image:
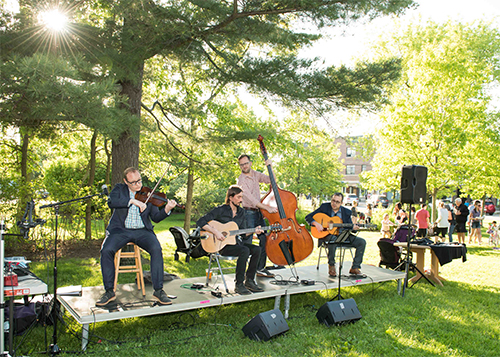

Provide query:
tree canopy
left=364, top=19, right=500, bottom=214
left=1, top=0, right=416, bottom=183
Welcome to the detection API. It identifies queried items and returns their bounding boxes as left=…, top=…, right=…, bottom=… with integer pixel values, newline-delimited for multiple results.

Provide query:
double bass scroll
left=257, top=135, right=314, bottom=266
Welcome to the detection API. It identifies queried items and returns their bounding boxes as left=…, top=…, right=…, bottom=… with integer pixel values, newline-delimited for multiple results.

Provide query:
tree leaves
left=366, top=19, right=500, bottom=207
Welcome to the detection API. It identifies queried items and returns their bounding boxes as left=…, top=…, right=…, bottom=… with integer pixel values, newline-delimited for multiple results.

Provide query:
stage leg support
left=273, top=294, right=290, bottom=319
left=82, top=324, right=89, bottom=351
left=284, top=293, right=290, bottom=319
left=274, top=296, right=280, bottom=310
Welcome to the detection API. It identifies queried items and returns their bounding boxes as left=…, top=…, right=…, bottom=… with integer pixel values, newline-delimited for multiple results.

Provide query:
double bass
left=257, top=135, right=314, bottom=266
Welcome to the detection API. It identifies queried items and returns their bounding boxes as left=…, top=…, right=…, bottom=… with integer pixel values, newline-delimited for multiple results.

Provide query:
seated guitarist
left=196, top=185, right=263, bottom=295
left=305, top=192, right=366, bottom=278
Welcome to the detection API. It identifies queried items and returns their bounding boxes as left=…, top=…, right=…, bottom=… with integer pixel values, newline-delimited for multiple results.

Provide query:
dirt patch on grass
left=5, top=238, right=104, bottom=261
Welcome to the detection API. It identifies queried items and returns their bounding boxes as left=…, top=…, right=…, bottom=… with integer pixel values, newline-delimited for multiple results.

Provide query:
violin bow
left=144, top=164, right=171, bottom=205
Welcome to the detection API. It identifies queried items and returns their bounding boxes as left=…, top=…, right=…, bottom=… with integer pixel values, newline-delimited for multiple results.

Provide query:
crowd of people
left=376, top=196, right=497, bottom=247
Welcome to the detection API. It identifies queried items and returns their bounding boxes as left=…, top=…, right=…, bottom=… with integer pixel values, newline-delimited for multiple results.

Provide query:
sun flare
left=38, top=9, right=68, bottom=32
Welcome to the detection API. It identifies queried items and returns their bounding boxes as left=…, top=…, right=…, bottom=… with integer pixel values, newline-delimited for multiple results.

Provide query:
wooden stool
left=114, top=243, right=145, bottom=297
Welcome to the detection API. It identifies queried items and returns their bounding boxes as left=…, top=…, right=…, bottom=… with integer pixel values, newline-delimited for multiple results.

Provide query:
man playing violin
left=197, top=185, right=263, bottom=295
left=96, top=167, right=177, bottom=307
left=306, top=193, right=366, bottom=278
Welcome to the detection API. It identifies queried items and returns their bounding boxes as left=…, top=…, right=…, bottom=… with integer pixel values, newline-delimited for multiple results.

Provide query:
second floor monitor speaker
left=242, top=309, right=289, bottom=341
left=400, top=165, right=427, bottom=204
left=316, top=299, right=362, bottom=326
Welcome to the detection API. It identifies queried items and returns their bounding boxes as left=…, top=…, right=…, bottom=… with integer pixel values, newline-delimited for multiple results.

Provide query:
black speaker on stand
left=398, top=165, right=434, bottom=297
left=242, top=309, right=289, bottom=341
left=401, top=165, right=427, bottom=204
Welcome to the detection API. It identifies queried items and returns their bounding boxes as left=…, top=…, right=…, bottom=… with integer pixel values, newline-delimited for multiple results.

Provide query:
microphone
left=101, top=184, right=109, bottom=196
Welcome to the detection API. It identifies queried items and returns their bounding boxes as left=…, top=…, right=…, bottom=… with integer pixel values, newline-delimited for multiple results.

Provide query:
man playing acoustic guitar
left=197, top=185, right=264, bottom=295
left=306, top=193, right=367, bottom=278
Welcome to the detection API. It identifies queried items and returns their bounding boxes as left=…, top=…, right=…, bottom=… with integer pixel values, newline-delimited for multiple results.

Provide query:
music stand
left=330, top=229, right=352, bottom=301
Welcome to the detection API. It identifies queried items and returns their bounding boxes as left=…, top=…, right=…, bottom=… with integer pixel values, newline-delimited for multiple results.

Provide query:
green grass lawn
left=20, top=213, right=500, bottom=356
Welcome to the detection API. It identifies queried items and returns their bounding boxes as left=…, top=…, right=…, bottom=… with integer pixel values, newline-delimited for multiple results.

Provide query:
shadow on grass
left=465, top=245, right=500, bottom=257
left=14, top=273, right=500, bottom=356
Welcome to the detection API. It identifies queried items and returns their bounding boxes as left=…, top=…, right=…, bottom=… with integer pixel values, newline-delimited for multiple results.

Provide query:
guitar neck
left=323, top=223, right=374, bottom=229
left=230, top=225, right=274, bottom=236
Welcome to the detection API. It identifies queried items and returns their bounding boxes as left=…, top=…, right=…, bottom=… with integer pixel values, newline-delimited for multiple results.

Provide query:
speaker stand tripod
left=396, top=205, right=435, bottom=297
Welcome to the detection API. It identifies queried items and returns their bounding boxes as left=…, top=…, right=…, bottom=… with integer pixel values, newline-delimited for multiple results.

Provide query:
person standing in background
left=454, top=198, right=469, bottom=244
left=410, top=206, right=417, bottom=226
left=365, top=203, right=373, bottom=224
left=415, top=204, right=430, bottom=237
left=351, top=200, right=359, bottom=221
left=469, top=200, right=483, bottom=245
left=447, top=203, right=456, bottom=242
left=393, top=202, right=408, bottom=226
left=435, top=201, right=450, bottom=241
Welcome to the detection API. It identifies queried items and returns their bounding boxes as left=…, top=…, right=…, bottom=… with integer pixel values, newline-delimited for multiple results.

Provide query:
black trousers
left=101, top=228, right=164, bottom=291
left=244, top=209, right=268, bottom=271
left=220, top=243, right=260, bottom=284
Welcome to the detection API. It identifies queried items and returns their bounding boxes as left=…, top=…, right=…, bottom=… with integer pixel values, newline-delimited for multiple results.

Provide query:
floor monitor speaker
left=242, top=309, right=289, bottom=341
left=316, top=298, right=362, bottom=326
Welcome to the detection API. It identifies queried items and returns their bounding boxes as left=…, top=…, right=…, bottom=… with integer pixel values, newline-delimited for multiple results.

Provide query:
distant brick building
left=334, top=137, right=372, bottom=197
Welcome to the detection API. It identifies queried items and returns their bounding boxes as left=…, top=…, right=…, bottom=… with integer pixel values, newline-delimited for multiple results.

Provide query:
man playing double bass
left=306, top=193, right=366, bottom=278
left=237, top=154, right=278, bottom=278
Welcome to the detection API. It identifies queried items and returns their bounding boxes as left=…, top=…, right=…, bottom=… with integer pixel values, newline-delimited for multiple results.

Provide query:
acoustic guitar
left=200, top=220, right=282, bottom=253
left=310, top=213, right=377, bottom=239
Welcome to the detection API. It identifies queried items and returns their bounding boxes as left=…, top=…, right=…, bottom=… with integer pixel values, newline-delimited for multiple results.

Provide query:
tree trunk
left=431, top=188, right=438, bottom=222
left=85, top=130, right=98, bottom=240
left=184, top=160, right=194, bottom=233
left=20, top=131, right=29, bottom=180
left=104, top=138, right=111, bottom=186
left=111, top=62, right=144, bottom=186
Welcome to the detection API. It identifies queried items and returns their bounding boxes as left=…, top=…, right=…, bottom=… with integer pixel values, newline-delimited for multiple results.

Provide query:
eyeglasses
left=239, top=162, right=251, bottom=167
left=126, top=179, right=142, bottom=185
left=331, top=200, right=342, bottom=204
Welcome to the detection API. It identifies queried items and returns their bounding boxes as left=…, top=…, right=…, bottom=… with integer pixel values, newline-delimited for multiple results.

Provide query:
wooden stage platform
left=58, top=263, right=405, bottom=350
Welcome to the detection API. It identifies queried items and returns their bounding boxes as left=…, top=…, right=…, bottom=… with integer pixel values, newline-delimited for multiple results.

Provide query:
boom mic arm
left=17, top=200, right=46, bottom=239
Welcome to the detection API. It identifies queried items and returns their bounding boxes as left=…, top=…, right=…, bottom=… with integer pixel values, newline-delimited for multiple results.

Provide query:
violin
left=135, top=186, right=185, bottom=209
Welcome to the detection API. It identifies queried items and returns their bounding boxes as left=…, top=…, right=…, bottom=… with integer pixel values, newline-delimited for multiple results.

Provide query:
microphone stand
left=39, top=191, right=106, bottom=355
